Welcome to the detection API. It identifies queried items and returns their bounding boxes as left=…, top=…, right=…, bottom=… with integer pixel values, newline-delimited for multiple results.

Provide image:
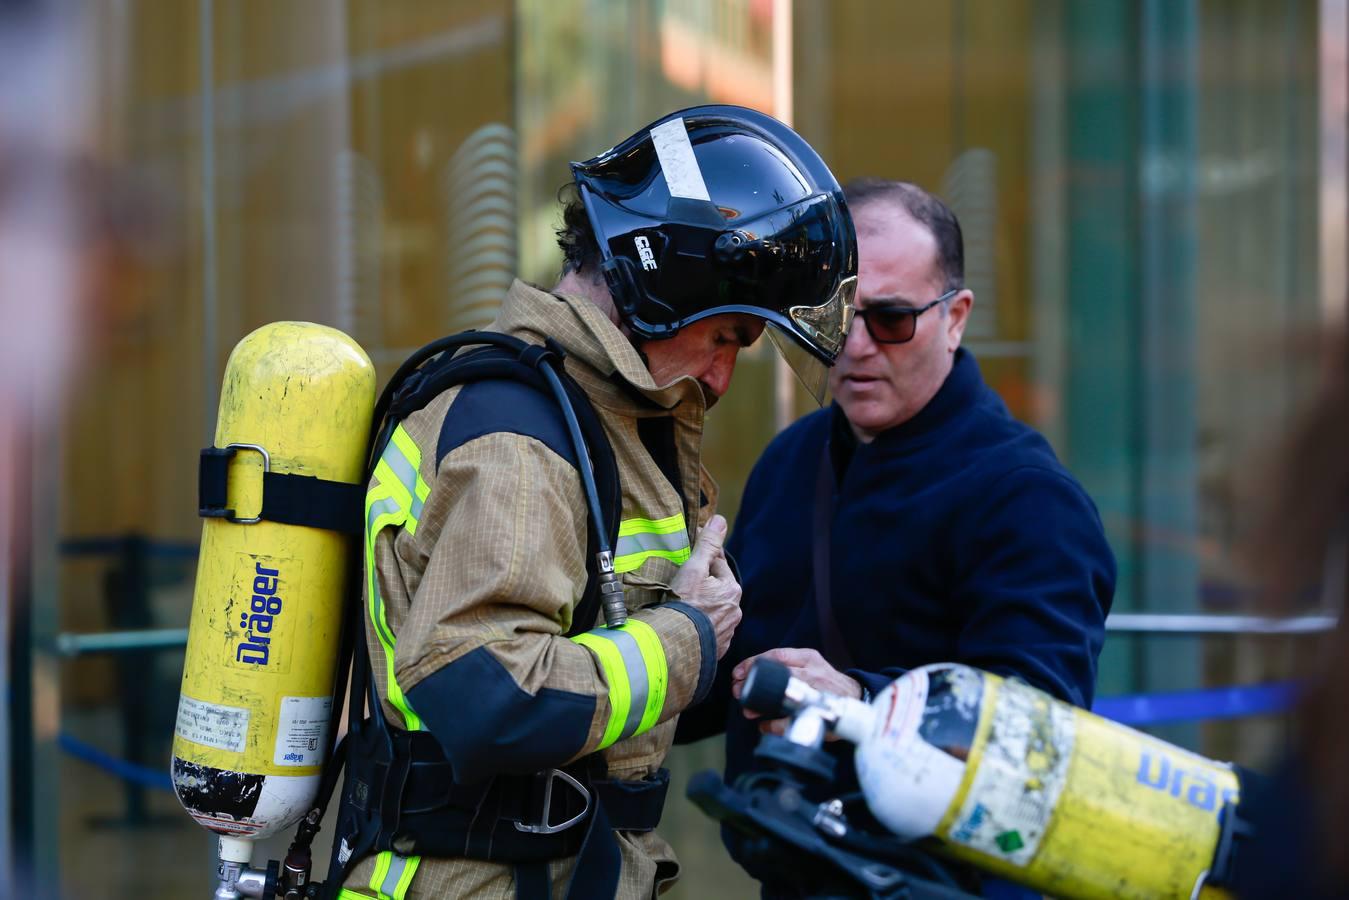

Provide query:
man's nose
left=843, top=316, right=877, bottom=359
left=702, top=350, right=737, bottom=398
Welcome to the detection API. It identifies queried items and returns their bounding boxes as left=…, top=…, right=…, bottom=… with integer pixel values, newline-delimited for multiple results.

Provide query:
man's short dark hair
left=843, top=178, right=964, bottom=293
left=555, top=183, right=602, bottom=278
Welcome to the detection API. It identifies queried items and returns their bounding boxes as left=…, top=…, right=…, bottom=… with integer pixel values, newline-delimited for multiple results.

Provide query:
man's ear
left=946, top=290, right=974, bottom=352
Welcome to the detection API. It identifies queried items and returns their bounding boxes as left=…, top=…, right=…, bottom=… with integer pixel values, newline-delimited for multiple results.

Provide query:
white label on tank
left=943, top=679, right=1076, bottom=866
left=651, top=118, right=711, bottom=201
left=273, top=696, right=333, bottom=767
left=175, top=693, right=249, bottom=753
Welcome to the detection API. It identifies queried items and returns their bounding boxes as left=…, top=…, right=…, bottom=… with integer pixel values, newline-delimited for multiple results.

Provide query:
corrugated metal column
left=1138, top=0, right=1201, bottom=748
left=1061, top=0, right=1142, bottom=700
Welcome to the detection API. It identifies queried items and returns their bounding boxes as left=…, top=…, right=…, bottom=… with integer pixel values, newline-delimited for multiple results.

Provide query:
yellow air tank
left=171, top=322, right=375, bottom=871
left=841, top=664, right=1239, bottom=899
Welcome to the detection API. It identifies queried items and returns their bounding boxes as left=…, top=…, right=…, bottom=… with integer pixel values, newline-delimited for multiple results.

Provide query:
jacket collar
left=490, top=279, right=707, bottom=417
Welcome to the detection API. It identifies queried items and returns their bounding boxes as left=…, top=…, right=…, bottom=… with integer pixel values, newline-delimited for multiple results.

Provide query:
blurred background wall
left=1, top=0, right=1343, bottom=896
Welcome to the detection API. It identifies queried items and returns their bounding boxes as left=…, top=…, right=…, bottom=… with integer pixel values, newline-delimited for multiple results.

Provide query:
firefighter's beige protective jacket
left=344, top=280, right=721, bottom=899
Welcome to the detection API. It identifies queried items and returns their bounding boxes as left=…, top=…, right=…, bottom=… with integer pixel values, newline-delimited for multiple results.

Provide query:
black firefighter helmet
left=570, top=105, right=857, bottom=403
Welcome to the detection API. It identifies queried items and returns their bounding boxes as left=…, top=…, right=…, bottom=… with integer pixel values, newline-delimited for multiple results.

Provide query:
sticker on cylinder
left=944, top=679, right=1075, bottom=865
left=188, top=812, right=263, bottom=836
left=175, top=693, right=249, bottom=753
left=172, top=757, right=266, bottom=835
left=273, top=696, right=332, bottom=767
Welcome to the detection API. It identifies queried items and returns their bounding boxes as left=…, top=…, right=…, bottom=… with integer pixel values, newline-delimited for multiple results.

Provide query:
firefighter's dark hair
left=555, top=183, right=603, bottom=279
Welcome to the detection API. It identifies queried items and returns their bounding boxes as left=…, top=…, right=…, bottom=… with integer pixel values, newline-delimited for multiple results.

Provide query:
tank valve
left=213, top=837, right=276, bottom=899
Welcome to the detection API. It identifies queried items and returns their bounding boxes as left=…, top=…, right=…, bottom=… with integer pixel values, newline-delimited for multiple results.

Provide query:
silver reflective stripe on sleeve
left=615, top=530, right=690, bottom=557
left=380, top=854, right=413, bottom=899
left=604, top=627, right=649, bottom=741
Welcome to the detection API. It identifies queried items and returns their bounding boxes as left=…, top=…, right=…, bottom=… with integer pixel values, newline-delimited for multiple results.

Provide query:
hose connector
left=597, top=551, right=627, bottom=628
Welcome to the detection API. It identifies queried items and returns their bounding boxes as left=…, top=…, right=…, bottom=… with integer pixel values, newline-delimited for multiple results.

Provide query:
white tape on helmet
left=650, top=118, right=711, bottom=202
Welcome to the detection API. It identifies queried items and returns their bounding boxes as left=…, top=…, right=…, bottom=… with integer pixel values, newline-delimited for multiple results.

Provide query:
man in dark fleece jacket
left=677, top=179, right=1115, bottom=898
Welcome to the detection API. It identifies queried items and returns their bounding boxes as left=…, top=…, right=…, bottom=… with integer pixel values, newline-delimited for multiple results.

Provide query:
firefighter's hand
left=731, top=648, right=863, bottom=736
left=669, top=514, right=742, bottom=659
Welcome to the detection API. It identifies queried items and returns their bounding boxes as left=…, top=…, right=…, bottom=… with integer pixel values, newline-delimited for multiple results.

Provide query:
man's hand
left=668, top=515, right=742, bottom=659
left=731, top=647, right=862, bottom=736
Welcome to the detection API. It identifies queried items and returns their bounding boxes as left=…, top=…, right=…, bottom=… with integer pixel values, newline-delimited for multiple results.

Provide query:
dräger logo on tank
left=235, top=561, right=283, bottom=666
left=1136, top=749, right=1237, bottom=817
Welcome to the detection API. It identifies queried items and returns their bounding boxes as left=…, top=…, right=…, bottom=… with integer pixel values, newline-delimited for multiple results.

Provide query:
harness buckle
left=512, top=768, right=591, bottom=835
left=198, top=443, right=271, bottom=524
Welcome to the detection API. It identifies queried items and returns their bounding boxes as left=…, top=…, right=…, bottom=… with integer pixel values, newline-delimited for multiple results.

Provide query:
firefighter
left=335, top=106, right=858, bottom=899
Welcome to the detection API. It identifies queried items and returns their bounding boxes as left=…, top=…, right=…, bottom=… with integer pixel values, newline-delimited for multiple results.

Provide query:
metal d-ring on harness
left=514, top=769, right=592, bottom=835
left=263, top=329, right=650, bottom=900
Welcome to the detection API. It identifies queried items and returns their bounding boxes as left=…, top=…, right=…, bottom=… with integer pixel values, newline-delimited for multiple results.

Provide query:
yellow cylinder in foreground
left=859, top=665, right=1238, bottom=899
left=172, top=321, right=375, bottom=840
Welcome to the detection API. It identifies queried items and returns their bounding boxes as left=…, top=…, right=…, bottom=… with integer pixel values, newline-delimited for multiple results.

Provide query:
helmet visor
left=764, top=274, right=856, bottom=406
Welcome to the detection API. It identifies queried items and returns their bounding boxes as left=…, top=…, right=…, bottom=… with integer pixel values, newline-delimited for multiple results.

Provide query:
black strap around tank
left=1207, top=766, right=1260, bottom=889
left=198, top=446, right=364, bottom=534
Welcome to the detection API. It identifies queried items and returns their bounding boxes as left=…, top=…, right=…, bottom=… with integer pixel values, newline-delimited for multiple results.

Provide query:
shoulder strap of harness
left=378, top=330, right=621, bottom=637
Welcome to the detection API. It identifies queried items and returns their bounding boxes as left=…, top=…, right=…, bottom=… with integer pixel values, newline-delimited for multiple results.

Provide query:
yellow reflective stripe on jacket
left=613, top=514, right=691, bottom=572
left=364, top=424, right=432, bottom=731
left=369, top=850, right=420, bottom=900
left=571, top=619, right=668, bottom=749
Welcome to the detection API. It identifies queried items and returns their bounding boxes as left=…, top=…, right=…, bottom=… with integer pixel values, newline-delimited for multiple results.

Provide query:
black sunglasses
left=853, top=289, right=960, bottom=344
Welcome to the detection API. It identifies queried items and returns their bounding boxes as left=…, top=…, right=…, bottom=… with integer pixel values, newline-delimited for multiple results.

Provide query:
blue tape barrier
left=58, top=732, right=173, bottom=792
left=1094, top=680, right=1301, bottom=726
left=55, top=682, right=1301, bottom=793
